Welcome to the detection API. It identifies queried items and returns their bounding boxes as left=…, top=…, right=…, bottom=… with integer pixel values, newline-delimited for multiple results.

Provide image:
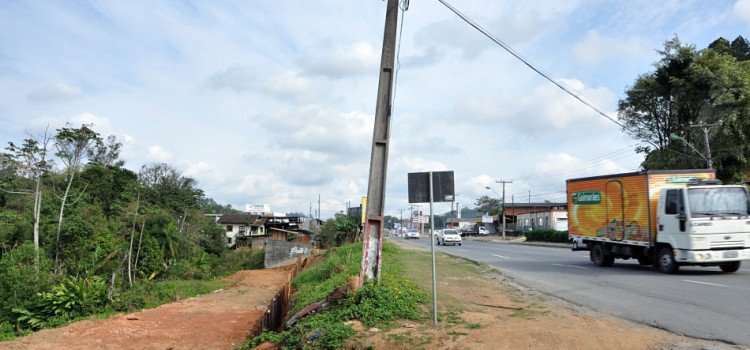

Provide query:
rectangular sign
left=408, top=171, right=455, bottom=203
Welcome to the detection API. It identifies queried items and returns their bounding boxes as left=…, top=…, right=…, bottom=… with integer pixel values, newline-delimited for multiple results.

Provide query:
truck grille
left=710, top=240, right=744, bottom=249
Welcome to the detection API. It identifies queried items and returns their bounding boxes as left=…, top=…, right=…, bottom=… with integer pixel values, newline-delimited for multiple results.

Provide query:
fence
left=250, top=255, right=307, bottom=338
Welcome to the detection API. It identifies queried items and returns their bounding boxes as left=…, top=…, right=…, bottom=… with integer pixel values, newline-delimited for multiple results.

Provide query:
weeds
left=240, top=242, right=427, bottom=350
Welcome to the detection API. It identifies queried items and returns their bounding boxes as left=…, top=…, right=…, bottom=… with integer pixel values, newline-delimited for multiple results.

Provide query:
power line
left=437, top=0, right=653, bottom=147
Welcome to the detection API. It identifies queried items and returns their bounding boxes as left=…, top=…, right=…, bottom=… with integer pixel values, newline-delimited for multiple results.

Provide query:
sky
left=2, top=0, right=750, bottom=220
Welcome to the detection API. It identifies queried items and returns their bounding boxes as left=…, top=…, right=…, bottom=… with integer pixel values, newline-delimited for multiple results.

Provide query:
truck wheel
left=720, top=261, right=741, bottom=273
left=657, top=247, right=679, bottom=274
left=590, top=244, right=614, bottom=267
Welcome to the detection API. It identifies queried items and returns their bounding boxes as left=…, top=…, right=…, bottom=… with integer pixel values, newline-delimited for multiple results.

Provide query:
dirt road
left=0, top=269, right=291, bottom=350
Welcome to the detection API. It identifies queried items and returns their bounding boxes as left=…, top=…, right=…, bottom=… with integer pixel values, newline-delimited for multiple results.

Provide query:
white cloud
left=572, top=31, right=647, bottom=65
left=5, top=1, right=741, bottom=216
left=205, top=66, right=256, bottom=92
left=298, top=41, right=380, bottom=79
left=27, top=83, right=84, bottom=102
left=147, top=145, right=173, bottom=162
left=731, top=0, right=750, bottom=23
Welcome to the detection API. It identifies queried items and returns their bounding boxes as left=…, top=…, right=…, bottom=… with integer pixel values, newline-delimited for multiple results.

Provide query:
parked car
left=437, top=229, right=462, bottom=246
left=405, top=228, right=420, bottom=239
left=478, top=226, right=489, bottom=235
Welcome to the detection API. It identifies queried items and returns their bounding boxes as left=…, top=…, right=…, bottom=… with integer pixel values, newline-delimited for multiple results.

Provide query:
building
left=217, top=213, right=315, bottom=249
left=217, top=214, right=267, bottom=248
left=506, top=202, right=568, bottom=232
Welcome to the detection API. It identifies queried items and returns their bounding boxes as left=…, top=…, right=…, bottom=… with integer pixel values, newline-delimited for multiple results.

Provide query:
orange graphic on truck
left=567, top=171, right=714, bottom=244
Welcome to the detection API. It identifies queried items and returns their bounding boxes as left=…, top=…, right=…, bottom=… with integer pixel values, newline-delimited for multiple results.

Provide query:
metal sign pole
left=429, top=172, right=438, bottom=326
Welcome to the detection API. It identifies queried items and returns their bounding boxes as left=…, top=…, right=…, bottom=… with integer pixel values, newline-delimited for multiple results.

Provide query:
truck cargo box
left=566, top=169, right=715, bottom=245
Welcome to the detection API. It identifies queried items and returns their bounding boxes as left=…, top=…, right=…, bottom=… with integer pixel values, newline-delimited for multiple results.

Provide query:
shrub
left=524, top=229, right=568, bottom=243
left=15, top=276, right=108, bottom=330
left=242, top=242, right=427, bottom=349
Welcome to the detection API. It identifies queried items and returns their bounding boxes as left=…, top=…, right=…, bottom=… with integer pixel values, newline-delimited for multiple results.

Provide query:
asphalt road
left=395, top=235, right=750, bottom=346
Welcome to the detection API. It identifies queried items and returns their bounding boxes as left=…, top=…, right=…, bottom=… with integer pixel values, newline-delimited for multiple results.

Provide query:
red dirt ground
left=0, top=268, right=291, bottom=350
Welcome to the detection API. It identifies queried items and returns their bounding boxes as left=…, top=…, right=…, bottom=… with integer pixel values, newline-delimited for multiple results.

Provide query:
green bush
left=0, top=243, right=57, bottom=325
left=209, top=248, right=265, bottom=277
left=242, top=242, right=427, bottom=349
left=15, top=276, right=108, bottom=330
left=524, top=229, right=569, bottom=243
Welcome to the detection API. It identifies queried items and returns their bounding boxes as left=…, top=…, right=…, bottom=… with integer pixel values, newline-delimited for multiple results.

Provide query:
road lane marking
left=682, top=280, right=728, bottom=287
left=491, top=254, right=510, bottom=259
left=552, top=263, right=588, bottom=269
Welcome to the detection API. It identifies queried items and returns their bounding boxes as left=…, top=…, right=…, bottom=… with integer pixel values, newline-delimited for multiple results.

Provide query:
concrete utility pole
left=691, top=122, right=720, bottom=169
left=360, top=0, right=399, bottom=285
left=496, top=180, right=512, bottom=239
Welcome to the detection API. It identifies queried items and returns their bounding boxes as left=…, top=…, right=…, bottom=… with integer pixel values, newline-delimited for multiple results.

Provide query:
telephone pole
left=495, top=180, right=512, bottom=239
left=360, top=0, right=399, bottom=285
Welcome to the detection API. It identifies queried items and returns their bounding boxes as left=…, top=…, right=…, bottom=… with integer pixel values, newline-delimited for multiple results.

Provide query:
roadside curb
left=465, top=236, right=570, bottom=249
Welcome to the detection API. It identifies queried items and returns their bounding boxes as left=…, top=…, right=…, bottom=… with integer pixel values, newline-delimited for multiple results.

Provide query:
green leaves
left=14, top=276, right=108, bottom=330
left=619, top=35, right=750, bottom=181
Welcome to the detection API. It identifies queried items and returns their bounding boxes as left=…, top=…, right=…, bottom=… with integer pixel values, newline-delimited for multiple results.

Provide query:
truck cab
left=655, top=179, right=750, bottom=273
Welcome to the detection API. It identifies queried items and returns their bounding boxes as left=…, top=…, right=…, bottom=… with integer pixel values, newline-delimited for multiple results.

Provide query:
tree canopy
left=618, top=35, right=750, bottom=182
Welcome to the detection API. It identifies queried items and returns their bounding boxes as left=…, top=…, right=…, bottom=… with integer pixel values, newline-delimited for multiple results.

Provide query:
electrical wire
left=390, top=0, right=409, bottom=115
left=437, top=0, right=655, bottom=148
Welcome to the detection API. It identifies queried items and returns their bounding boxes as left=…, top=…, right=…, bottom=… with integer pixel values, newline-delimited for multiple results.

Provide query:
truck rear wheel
left=657, top=247, right=679, bottom=274
left=590, top=244, right=614, bottom=267
left=720, top=261, right=741, bottom=273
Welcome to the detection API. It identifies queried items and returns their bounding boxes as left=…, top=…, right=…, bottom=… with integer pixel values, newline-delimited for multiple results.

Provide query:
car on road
left=405, top=228, right=420, bottom=239
left=436, top=229, right=462, bottom=246
left=478, top=226, right=489, bottom=235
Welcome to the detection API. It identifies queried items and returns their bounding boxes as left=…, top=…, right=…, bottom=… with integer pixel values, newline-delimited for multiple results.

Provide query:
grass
left=240, top=242, right=428, bottom=350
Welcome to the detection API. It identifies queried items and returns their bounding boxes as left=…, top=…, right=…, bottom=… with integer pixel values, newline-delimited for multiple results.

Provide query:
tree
left=3, top=129, right=53, bottom=266
left=618, top=36, right=750, bottom=180
left=139, top=163, right=203, bottom=214
left=52, top=124, right=102, bottom=271
left=78, top=164, right=138, bottom=218
left=88, top=134, right=125, bottom=167
left=474, top=195, right=501, bottom=215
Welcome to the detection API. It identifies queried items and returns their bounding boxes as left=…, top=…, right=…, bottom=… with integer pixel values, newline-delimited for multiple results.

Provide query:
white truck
left=567, top=169, right=750, bottom=273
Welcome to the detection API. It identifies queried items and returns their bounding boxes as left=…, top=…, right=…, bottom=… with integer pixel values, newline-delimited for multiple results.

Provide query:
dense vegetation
left=0, top=124, right=254, bottom=340
left=619, top=35, right=750, bottom=182
left=524, top=229, right=569, bottom=243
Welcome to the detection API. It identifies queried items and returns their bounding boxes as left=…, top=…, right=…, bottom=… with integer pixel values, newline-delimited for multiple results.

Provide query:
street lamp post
left=669, top=133, right=711, bottom=169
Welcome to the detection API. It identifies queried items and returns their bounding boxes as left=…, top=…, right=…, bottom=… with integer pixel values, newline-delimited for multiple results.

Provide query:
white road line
left=552, top=263, right=588, bottom=269
left=491, top=254, right=510, bottom=259
left=683, top=280, right=728, bottom=287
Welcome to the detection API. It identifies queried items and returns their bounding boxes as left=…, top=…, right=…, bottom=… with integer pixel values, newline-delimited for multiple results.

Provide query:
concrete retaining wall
left=264, top=240, right=313, bottom=268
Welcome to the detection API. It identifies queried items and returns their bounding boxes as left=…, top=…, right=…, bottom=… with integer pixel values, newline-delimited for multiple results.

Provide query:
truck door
left=606, top=180, right=625, bottom=240
left=659, top=189, right=686, bottom=236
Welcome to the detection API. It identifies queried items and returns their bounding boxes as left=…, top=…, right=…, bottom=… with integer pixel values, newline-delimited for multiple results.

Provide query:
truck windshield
left=687, top=187, right=750, bottom=216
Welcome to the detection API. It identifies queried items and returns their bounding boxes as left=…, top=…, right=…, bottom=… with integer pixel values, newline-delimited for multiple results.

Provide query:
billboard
left=246, top=204, right=271, bottom=214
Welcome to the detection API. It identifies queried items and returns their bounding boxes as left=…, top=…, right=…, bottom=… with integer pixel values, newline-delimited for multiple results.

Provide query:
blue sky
left=2, top=0, right=750, bottom=218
